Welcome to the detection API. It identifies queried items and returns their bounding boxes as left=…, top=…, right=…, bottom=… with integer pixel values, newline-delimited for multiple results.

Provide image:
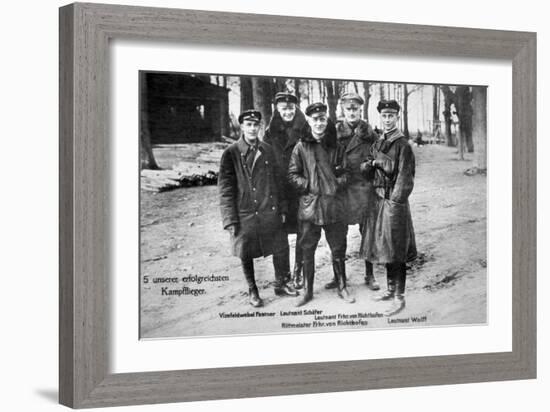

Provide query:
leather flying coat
left=336, top=119, right=377, bottom=225
left=264, top=109, right=307, bottom=233
left=288, top=121, right=347, bottom=226
left=218, top=137, right=288, bottom=260
left=360, top=128, right=417, bottom=263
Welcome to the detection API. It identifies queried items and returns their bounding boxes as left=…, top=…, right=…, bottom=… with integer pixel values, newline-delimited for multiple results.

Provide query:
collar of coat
left=268, top=109, right=307, bottom=134
left=336, top=119, right=374, bottom=141
left=382, top=127, right=406, bottom=143
left=266, top=109, right=307, bottom=150
left=236, top=136, right=265, bottom=157
left=301, top=120, right=337, bottom=148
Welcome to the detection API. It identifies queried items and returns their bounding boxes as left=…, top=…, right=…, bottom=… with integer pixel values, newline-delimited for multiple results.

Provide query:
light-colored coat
left=360, top=128, right=417, bottom=263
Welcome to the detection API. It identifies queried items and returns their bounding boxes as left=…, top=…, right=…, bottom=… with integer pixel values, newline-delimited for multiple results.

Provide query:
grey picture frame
left=59, top=2, right=536, bottom=409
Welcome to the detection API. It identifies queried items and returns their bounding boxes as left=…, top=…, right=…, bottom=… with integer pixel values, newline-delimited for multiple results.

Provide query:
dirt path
left=140, top=144, right=486, bottom=339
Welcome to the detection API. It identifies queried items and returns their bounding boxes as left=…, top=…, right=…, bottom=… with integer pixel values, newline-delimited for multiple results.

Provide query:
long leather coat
left=359, top=128, right=417, bottom=263
left=264, top=109, right=307, bottom=233
left=288, top=122, right=347, bottom=226
left=336, top=119, right=377, bottom=225
left=218, top=137, right=288, bottom=260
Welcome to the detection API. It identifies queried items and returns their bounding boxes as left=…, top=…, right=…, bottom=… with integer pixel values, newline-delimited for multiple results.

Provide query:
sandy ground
left=140, top=143, right=486, bottom=339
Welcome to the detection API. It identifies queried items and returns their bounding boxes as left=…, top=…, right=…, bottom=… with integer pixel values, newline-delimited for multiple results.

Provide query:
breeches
left=299, top=221, right=347, bottom=261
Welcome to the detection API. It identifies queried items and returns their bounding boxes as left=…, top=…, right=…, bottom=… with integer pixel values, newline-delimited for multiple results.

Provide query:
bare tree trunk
left=363, top=81, right=371, bottom=122
left=378, top=83, right=385, bottom=101
left=455, top=85, right=474, bottom=152
left=252, top=77, right=273, bottom=127
left=294, top=78, right=301, bottom=102
left=240, top=77, right=254, bottom=111
left=325, top=80, right=339, bottom=122
left=318, top=80, right=325, bottom=102
left=441, top=85, right=456, bottom=147
left=403, top=84, right=410, bottom=139
left=432, top=85, right=439, bottom=134
left=457, top=124, right=465, bottom=160
left=275, top=77, right=286, bottom=93
left=472, top=86, right=487, bottom=171
left=139, top=72, right=160, bottom=170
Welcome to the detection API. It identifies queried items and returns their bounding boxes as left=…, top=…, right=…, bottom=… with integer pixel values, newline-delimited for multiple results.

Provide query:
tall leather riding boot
left=324, top=255, right=338, bottom=290
left=295, top=257, right=314, bottom=307
left=333, top=259, right=355, bottom=303
left=273, top=251, right=298, bottom=297
left=364, top=261, right=380, bottom=291
left=292, top=245, right=304, bottom=290
left=384, top=263, right=406, bottom=316
left=242, top=259, right=263, bottom=308
left=374, top=263, right=396, bottom=301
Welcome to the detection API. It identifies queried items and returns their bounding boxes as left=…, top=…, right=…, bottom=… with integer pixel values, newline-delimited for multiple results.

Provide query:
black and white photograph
left=139, top=71, right=488, bottom=339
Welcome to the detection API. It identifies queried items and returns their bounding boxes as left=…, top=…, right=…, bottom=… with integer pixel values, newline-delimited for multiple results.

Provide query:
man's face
left=276, top=102, right=296, bottom=122
left=342, top=103, right=362, bottom=124
left=307, top=113, right=328, bottom=136
left=380, top=110, right=399, bottom=131
left=242, top=120, right=260, bottom=142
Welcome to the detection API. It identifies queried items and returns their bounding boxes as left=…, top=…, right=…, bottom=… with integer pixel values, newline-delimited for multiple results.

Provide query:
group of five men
left=218, top=90, right=416, bottom=316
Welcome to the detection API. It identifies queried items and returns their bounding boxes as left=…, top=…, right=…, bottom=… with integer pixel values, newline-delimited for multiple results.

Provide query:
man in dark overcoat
left=360, top=100, right=417, bottom=316
left=325, top=92, right=380, bottom=291
left=264, top=92, right=307, bottom=290
left=288, top=103, right=355, bottom=307
left=218, top=110, right=298, bottom=308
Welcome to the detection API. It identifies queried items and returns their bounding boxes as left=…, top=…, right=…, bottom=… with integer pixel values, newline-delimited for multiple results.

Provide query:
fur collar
left=301, top=119, right=337, bottom=148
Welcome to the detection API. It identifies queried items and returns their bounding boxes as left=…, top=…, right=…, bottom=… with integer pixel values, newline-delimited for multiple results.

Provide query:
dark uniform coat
left=264, top=109, right=307, bottom=233
left=336, top=119, right=377, bottom=225
left=218, top=137, right=288, bottom=260
left=360, top=128, right=417, bottom=263
left=288, top=122, right=347, bottom=226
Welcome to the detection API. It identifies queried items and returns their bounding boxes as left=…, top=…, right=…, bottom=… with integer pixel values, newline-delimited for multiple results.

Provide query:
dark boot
left=248, top=286, right=263, bottom=308
left=385, top=263, right=406, bottom=316
left=324, top=254, right=338, bottom=290
left=292, top=246, right=304, bottom=290
left=374, top=263, right=396, bottom=301
left=324, top=276, right=338, bottom=289
left=295, top=258, right=314, bottom=307
left=274, top=280, right=298, bottom=297
left=242, top=259, right=263, bottom=307
left=364, top=261, right=380, bottom=291
left=334, top=259, right=355, bottom=303
left=273, top=250, right=298, bottom=297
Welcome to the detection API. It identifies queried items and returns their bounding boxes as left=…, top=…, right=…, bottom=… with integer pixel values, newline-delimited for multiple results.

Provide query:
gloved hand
left=227, top=223, right=240, bottom=237
left=333, top=165, right=345, bottom=177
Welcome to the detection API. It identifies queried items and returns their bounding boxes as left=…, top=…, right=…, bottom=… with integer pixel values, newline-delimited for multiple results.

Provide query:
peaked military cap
left=274, top=92, right=298, bottom=105
left=305, top=102, right=328, bottom=117
left=377, top=99, right=401, bottom=113
left=340, top=92, right=365, bottom=106
left=238, top=109, right=262, bottom=124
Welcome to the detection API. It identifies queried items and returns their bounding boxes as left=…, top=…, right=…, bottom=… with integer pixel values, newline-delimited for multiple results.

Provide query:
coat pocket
left=298, top=193, right=318, bottom=221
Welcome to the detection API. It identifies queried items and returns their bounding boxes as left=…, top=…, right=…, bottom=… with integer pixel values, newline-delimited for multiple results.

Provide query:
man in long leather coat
left=325, top=92, right=380, bottom=292
left=264, top=93, right=307, bottom=290
left=288, top=103, right=355, bottom=307
left=218, top=110, right=298, bottom=308
left=360, top=100, right=417, bottom=316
